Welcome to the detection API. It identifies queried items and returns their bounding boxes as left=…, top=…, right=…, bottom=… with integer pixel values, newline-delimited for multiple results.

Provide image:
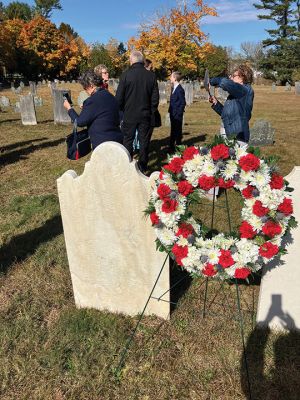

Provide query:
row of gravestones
left=272, top=81, right=300, bottom=94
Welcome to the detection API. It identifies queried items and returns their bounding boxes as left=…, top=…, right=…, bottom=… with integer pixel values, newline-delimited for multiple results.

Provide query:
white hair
left=130, top=50, right=144, bottom=65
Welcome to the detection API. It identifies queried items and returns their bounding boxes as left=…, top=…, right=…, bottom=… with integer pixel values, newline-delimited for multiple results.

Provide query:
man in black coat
left=116, top=51, right=159, bottom=174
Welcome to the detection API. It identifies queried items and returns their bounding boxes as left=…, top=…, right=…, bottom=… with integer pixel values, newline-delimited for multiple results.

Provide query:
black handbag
left=66, top=120, right=92, bottom=160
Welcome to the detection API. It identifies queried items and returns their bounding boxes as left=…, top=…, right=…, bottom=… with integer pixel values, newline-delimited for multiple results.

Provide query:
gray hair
left=94, top=64, right=108, bottom=76
left=130, top=50, right=144, bottom=65
left=78, top=70, right=103, bottom=89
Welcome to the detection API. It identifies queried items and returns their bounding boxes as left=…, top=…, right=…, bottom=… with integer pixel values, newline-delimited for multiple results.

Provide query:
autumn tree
left=89, top=40, right=127, bottom=77
left=128, top=0, right=217, bottom=76
left=34, top=0, right=62, bottom=18
left=0, top=18, right=24, bottom=73
left=197, top=45, right=229, bottom=79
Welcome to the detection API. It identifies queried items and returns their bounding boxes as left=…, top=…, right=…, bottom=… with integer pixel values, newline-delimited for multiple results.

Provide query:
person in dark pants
left=116, top=50, right=159, bottom=174
left=168, top=71, right=186, bottom=152
left=209, top=64, right=254, bottom=146
left=63, top=70, right=123, bottom=150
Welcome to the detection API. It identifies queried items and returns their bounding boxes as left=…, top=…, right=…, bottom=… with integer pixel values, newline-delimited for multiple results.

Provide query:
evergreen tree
left=34, top=0, right=62, bottom=19
left=3, top=1, right=33, bottom=21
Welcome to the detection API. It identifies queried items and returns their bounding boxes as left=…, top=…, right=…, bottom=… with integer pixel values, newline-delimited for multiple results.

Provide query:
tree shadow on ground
left=0, top=138, right=65, bottom=167
left=241, top=297, right=300, bottom=400
left=0, top=214, right=63, bottom=275
left=148, top=133, right=207, bottom=173
left=0, top=137, right=48, bottom=152
left=0, top=118, right=21, bottom=124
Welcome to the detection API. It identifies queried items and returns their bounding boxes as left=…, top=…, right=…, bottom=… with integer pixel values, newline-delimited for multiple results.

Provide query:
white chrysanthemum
left=196, top=237, right=214, bottom=249
left=250, top=168, right=271, bottom=189
left=177, top=237, right=189, bottom=247
left=182, top=246, right=201, bottom=269
left=233, top=239, right=259, bottom=264
left=224, top=265, right=237, bottom=277
left=156, top=227, right=176, bottom=246
left=259, top=186, right=286, bottom=210
left=235, top=145, right=248, bottom=159
left=222, top=160, right=238, bottom=180
left=183, top=155, right=205, bottom=186
left=213, top=234, right=237, bottom=249
left=201, top=159, right=217, bottom=176
left=207, top=248, right=221, bottom=265
left=248, top=214, right=263, bottom=231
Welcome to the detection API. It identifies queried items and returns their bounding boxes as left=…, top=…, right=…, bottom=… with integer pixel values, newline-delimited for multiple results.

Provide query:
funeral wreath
left=145, top=137, right=297, bottom=281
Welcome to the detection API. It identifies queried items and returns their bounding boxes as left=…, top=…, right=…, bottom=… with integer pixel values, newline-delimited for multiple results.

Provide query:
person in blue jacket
left=209, top=64, right=254, bottom=145
left=168, top=71, right=186, bottom=152
left=63, top=70, right=123, bottom=150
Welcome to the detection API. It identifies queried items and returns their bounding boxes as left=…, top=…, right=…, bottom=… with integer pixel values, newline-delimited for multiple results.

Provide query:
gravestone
left=14, top=101, right=20, bottom=113
left=15, top=86, right=22, bottom=94
left=217, top=87, right=228, bottom=102
left=295, top=81, right=300, bottom=96
left=182, top=82, right=193, bottom=106
left=42, top=79, right=46, bottom=85
left=159, top=82, right=168, bottom=105
left=257, top=167, right=300, bottom=331
left=19, top=81, right=25, bottom=89
left=72, top=80, right=76, bottom=84
left=11, top=86, right=16, bottom=94
left=20, top=94, right=37, bottom=125
left=249, top=119, right=275, bottom=146
left=57, top=142, right=169, bottom=318
left=0, top=96, right=10, bottom=107
left=77, top=90, right=89, bottom=107
left=165, top=113, right=170, bottom=127
left=285, top=82, right=291, bottom=92
left=52, top=89, right=71, bottom=124
left=29, top=81, right=37, bottom=96
left=34, top=96, right=43, bottom=106
left=49, top=82, right=57, bottom=95
left=272, top=82, right=276, bottom=92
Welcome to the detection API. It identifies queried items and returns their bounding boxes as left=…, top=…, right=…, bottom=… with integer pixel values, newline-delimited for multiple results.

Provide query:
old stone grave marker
left=295, top=81, right=300, bottom=96
left=285, top=82, right=291, bottom=91
left=57, top=142, right=169, bottom=319
left=249, top=119, right=275, bottom=146
left=14, top=101, right=20, bottom=113
left=77, top=90, right=89, bottom=108
left=0, top=96, right=10, bottom=107
left=52, top=89, right=71, bottom=124
left=29, top=81, right=37, bottom=96
left=20, top=94, right=37, bottom=125
left=272, top=82, right=276, bottom=92
left=257, top=167, right=300, bottom=331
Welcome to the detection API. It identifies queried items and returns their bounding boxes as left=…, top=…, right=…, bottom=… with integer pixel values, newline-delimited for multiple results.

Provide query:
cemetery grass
left=1, top=84, right=300, bottom=400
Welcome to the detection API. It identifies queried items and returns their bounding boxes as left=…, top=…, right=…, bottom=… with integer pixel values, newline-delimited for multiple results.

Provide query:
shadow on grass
left=148, top=133, right=206, bottom=173
left=0, top=118, right=21, bottom=124
left=0, top=138, right=65, bottom=167
left=170, top=259, right=193, bottom=312
left=241, top=299, right=300, bottom=400
left=0, top=214, right=63, bottom=275
left=0, top=137, right=48, bottom=152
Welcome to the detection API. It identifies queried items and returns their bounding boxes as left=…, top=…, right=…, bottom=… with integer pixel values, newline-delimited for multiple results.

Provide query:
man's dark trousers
left=170, top=116, right=183, bottom=150
left=122, top=120, right=152, bottom=172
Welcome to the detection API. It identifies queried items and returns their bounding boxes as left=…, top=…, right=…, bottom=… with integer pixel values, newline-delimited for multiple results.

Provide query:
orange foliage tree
left=128, top=0, right=217, bottom=75
left=0, top=18, right=25, bottom=72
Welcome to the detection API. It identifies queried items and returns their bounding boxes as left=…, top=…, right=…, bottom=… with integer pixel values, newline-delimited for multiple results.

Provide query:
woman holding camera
left=63, top=70, right=123, bottom=149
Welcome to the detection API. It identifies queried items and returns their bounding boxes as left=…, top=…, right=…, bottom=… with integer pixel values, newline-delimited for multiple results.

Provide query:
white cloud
left=203, top=0, right=262, bottom=24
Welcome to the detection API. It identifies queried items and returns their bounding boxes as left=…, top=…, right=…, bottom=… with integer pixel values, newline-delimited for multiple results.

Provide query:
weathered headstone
left=72, top=80, right=76, bottom=84
left=19, top=81, right=25, bottom=89
left=249, top=119, right=275, bottom=146
left=77, top=90, right=89, bottom=107
left=257, top=166, right=300, bottom=331
left=29, top=81, right=37, bottom=96
left=57, top=142, right=169, bottom=318
left=14, top=101, right=20, bottom=113
left=295, top=81, right=300, bottom=96
left=19, top=94, right=37, bottom=125
left=49, top=82, right=57, bottom=95
left=0, top=96, right=10, bottom=107
left=52, top=89, right=71, bottom=124
left=217, top=87, right=228, bottom=102
left=34, top=96, right=43, bottom=106
left=182, top=82, right=193, bottom=106
left=42, top=79, right=46, bottom=85
left=272, top=82, right=276, bottom=92
left=285, top=82, right=291, bottom=92
left=159, top=82, right=168, bottom=105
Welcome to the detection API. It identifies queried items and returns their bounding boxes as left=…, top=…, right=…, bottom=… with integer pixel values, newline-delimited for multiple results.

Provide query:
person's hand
left=63, top=99, right=72, bottom=110
left=209, top=95, right=217, bottom=105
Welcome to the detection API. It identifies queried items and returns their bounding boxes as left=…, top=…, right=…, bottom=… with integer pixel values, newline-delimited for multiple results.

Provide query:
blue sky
left=3, top=0, right=274, bottom=51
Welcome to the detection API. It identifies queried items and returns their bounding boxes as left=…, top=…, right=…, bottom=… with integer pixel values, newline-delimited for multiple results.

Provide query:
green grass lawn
left=1, top=84, right=300, bottom=399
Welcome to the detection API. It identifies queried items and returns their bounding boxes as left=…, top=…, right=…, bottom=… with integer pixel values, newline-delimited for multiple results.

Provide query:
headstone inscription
left=57, top=142, right=169, bottom=319
left=19, top=94, right=37, bottom=125
left=52, top=89, right=71, bottom=124
left=257, top=167, right=300, bottom=331
left=295, top=81, right=300, bottom=96
left=248, top=119, right=275, bottom=146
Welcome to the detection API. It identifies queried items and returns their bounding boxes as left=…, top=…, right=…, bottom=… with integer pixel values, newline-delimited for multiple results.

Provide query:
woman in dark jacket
left=63, top=70, right=123, bottom=149
left=209, top=64, right=254, bottom=145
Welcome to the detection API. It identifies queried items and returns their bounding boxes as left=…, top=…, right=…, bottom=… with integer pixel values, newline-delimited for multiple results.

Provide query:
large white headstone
left=57, top=143, right=170, bottom=319
left=19, top=94, right=37, bottom=125
left=257, top=166, right=300, bottom=331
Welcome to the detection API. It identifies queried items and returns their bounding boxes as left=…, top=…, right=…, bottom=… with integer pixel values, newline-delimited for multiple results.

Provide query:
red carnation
left=218, top=249, right=235, bottom=268
left=218, top=177, right=235, bottom=189
left=202, top=263, right=217, bottom=277
left=159, top=170, right=165, bottom=180
left=242, top=185, right=256, bottom=199
left=253, top=200, right=269, bottom=217
left=172, top=244, right=188, bottom=266
left=259, top=242, right=279, bottom=259
left=278, top=198, right=293, bottom=215
left=262, top=221, right=282, bottom=238
left=198, top=175, right=216, bottom=191
left=164, top=157, right=185, bottom=174
left=178, top=180, right=193, bottom=196
left=239, top=221, right=256, bottom=239
left=150, top=212, right=160, bottom=225
left=176, top=223, right=194, bottom=238
left=162, top=198, right=178, bottom=213
left=211, top=144, right=230, bottom=160
left=234, top=268, right=251, bottom=279
left=157, top=183, right=171, bottom=200
left=239, top=153, right=260, bottom=172
left=270, top=174, right=284, bottom=190
left=182, top=146, right=199, bottom=161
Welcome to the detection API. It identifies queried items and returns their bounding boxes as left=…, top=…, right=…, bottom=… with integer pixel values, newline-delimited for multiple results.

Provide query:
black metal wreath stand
left=115, top=188, right=253, bottom=399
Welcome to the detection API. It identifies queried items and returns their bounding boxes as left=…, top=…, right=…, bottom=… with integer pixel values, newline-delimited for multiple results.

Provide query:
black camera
left=62, top=91, right=73, bottom=105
